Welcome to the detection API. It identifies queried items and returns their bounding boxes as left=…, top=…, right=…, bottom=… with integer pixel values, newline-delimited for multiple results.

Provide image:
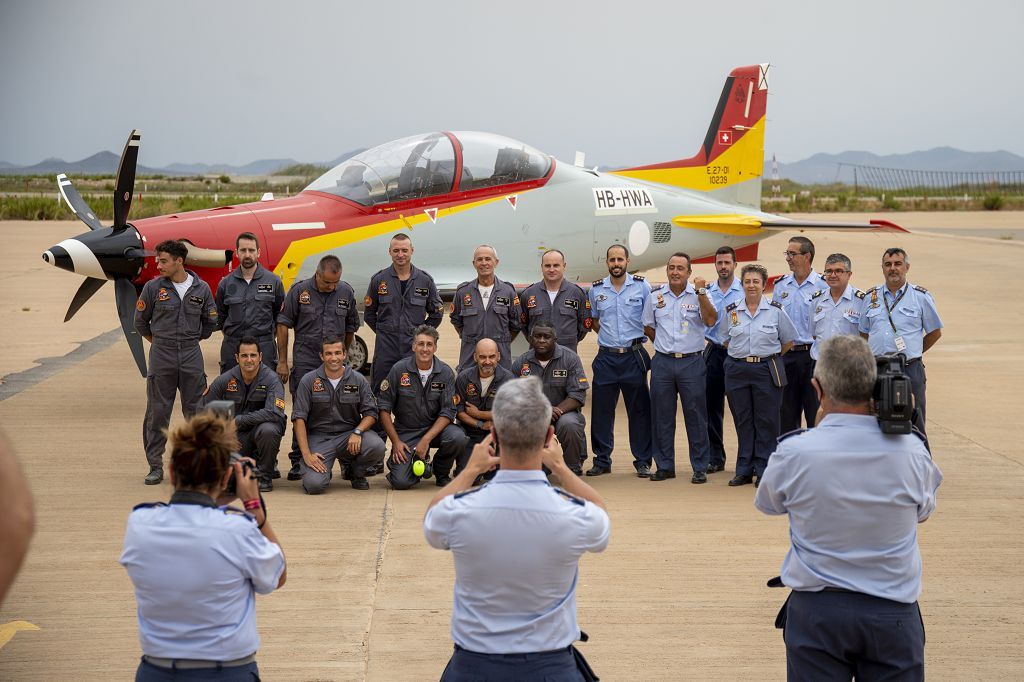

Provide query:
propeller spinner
left=41, top=130, right=148, bottom=376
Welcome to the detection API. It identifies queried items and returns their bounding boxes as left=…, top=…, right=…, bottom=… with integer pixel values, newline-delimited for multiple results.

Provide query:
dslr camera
left=873, top=353, right=913, bottom=434
left=203, top=400, right=251, bottom=495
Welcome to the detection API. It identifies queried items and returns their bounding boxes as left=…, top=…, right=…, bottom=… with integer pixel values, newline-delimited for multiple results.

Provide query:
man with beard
left=450, top=244, right=523, bottom=371
left=215, top=232, right=285, bottom=373
left=704, top=246, right=744, bottom=474
left=586, top=244, right=654, bottom=478
left=454, top=338, right=515, bottom=478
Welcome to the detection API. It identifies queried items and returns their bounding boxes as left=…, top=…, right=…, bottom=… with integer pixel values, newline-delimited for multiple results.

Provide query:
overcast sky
left=1, top=0, right=1019, bottom=168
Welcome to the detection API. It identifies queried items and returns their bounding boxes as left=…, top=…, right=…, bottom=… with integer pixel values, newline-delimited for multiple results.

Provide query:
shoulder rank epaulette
left=632, top=274, right=645, bottom=281
left=863, top=286, right=877, bottom=294
left=854, top=289, right=867, bottom=299
left=131, top=501, right=167, bottom=511
left=810, top=290, right=825, bottom=299
left=592, top=278, right=604, bottom=287
left=455, top=486, right=486, bottom=499
left=770, top=300, right=783, bottom=309
left=649, top=283, right=663, bottom=292
left=777, top=428, right=807, bottom=444
left=773, top=273, right=788, bottom=284
left=725, top=301, right=739, bottom=312
left=552, top=486, right=585, bottom=506
left=910, top=427, right=930, bottom=450
left=913, top=285, right=929, bottom=294
left=223, top=505, right=256, bottom=521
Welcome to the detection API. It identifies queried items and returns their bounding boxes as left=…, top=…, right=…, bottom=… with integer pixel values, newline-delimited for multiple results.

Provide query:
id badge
left=682, top=320, right=690, bottom=335
left=895, top=335, right=907, bottom=352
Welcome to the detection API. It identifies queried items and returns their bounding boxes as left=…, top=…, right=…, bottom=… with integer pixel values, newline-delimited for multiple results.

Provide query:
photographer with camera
left=120, top=412, right=286, bottom=681
left=755, top=335, right=942, bottom=681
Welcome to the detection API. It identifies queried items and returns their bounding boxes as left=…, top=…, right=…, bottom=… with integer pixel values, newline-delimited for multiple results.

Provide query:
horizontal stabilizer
left=672, top=214, right=907, bottom=236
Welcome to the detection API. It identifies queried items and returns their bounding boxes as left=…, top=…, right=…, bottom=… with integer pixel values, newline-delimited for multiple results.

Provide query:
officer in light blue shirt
left=810, top=253, right=867, bottom=360
left=121, top=412, right=286, bottom=681
left=703, top=246, right=745, bottom=473
left=424, top=377, right=609, bottom=681
left=773, top=237, right=828, bottom=433
left=642, top=252, right=718, bottom=483
left=586, top=244, right=654, bottom=477
left=859, top=248, right=943, bottom=434
left=724, top=264, right=797, bottom=486
left=756, top=335, right=942, bottom=681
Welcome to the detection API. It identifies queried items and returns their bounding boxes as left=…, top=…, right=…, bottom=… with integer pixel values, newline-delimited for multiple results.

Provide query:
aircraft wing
left=672, top=214, right=908, bottom=235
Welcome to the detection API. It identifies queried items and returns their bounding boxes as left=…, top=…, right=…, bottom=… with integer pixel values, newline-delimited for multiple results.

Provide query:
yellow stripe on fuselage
left=273, top=195, right=508, bottom=288
left=609, top=116, right=765, bottom=191
left=671, top=214, right=765, bottom=237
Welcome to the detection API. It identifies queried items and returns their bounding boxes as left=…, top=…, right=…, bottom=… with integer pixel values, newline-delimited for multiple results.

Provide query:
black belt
left=599, top=339, right=645, bottom=354
left=454, top=643, right=573, bottom=659
left=152, top=339, right=200, bottom=349
left=225, top=332, right=274, bottom=341
left=656, top=350, right=703, bottom=359
left=729, top=354, right=780, bottom=363
left=142, top=653, right=256, bottom=670
left=706, top=342, right=726, bottom=350
left=789, top=344, right=812, bottom=352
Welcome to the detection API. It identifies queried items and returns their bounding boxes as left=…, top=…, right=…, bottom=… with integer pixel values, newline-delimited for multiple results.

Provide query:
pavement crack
left=362, top=488, right=394, bottom=678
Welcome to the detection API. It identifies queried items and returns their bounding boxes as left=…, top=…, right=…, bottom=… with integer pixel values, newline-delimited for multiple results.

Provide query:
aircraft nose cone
left=43, top=245, right=76, bottom=274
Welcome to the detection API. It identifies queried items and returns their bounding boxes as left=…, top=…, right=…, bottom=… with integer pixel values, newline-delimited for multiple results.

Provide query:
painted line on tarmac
left=0, top=328, right=122, bottom=401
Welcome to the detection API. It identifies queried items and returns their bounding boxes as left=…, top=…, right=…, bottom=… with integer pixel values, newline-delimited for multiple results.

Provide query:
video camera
left=873, top=353, right=914, bottom=434
left=202, top=400, right=251, bottom=496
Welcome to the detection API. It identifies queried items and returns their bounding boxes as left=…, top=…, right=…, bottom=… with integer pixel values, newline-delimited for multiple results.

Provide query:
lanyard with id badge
left=885, top=288, right=908, bottom=352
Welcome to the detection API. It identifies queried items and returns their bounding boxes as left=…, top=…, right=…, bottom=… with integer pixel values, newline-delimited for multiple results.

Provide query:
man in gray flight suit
left=276, top=254, right=360, bottom=480
left=519, top=249, right=592, bottom=353
left=134, top=239, right=219, bottom=485
left=215, top=232, right=284, bottom=373
left=454, top=338, right=516, bottom=477
left=203, top=336, right=287, bottom=491
left=378, top=325, right=468, bottom=490
left=512, top=319, right=590, bottom=474
left=450, top=244, right=523, bottom=371
left=292, top=336, right=385, bottom=494
left=364, top=233, right=444, bottom=391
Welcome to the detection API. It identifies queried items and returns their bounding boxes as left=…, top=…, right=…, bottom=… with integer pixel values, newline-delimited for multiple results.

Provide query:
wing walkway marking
left=0, top=621, right=40, bottom=649
left=0, top=328, right=121, bottom=401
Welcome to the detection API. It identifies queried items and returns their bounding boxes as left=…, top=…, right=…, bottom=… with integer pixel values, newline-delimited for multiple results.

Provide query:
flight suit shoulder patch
left=770, top=300, right=783, bottom=309
left=777, top=428, right=807, bottom=444
left=551, top=486, right=585, bottom=506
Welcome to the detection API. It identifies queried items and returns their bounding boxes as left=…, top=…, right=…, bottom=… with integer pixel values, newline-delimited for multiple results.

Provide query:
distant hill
left=0, top=151, right=167, bottom=176
left=767, top=147, right=1024, bottom=185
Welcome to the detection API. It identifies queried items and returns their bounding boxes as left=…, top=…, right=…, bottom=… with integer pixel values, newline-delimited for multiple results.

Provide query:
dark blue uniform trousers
left=781, top=348, right=818, bottom=433
left=136, top=658, right=260, bottom=681
left=783, top=590, right=925, bottom=682
left=906, top=359, right=927, bottom=435
left=590, top=346, right=653, bottom=471
left=650, top=353, right=710, bottom=474
left=441, top=646, right=583, bottom=681
left=725, top=356, right=784, bottom=478
left=703, top=342, right=730, bottom=467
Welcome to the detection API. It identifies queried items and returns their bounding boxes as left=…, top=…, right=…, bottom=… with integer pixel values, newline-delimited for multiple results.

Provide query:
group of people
left=132, top=231, right=942, bottom=496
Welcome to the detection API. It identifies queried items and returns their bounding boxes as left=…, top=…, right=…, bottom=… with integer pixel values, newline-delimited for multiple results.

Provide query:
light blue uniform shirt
left=423, top=469, right=610, bottom=654
left=858, top=282, right=943, bottom=360
left=706, top=276, right=744, bottom=344
left=588, top=274, right=651, bottom=348
left=120, top=500, right=285, bottom=660
left=755, top=413, right=942, bottom=603
left=810, top=285, right=866, bottom=360
left=773, top=271, right=827, bottom=344
left=724, top=297, right=798, bottom=358
left=641, top=283, right=710, bottom=354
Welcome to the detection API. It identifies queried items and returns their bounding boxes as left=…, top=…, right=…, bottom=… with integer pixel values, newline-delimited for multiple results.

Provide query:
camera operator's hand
left=216, top=457, right=259, bottom=506
left=276, top=361, right=289, bottom=385
left=347, top=433, right=362, bottom=456
left=391, top=439, right=411, bottom=464
left=303, top=450, right=327, bottom=474
left=540, top=435, right=567, bottom=474
left=466, top=434, right=500, bottom=476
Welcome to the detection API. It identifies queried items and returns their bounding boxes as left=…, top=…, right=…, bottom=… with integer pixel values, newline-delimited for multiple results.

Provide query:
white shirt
left=546, top=288, right=558, bottom=305
left=172, top=274, right=194, bottom=301
left=478, top=283, right=494, bottom=310
left=479, top=374, right=494, bottom=396
left=424, top=470, right=610, bottom=653
left=418, top=368, right=431, bottom=386
left=328, top=377, right=342, bottom=389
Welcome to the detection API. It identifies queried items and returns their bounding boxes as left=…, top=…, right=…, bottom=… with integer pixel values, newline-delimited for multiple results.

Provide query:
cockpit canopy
left=305, top=131, right=551, bottom=206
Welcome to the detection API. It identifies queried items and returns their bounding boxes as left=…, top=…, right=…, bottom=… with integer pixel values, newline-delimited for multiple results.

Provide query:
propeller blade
left=65, top=277, right=107, bottom=322
left=124, top=248, right=155, bottom=259
left=56, top=174, right=104, bottom=231
left=114, top=278, right=147, bottom=377
left=113, top=129, right=141, bottom=229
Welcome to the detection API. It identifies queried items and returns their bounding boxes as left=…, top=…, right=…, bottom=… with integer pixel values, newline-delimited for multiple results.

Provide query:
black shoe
left=341, top=464, right=354, bottom=481
left=707, top=463, right=725, bottom=473
left=365, top=462, right=384, bottom=477
left=691, top=471, right=708, bottom=484
left=635, top=464, right=651, bottom=478
left=271, top=468, right=282, bottom=480
left=259, top=478, right=273, bottom=492
left=585, top=465, right=611, bottom=477
left=650, top=470, right=676, bottom=481
left=570, top=467, right=583, bottom=477
left=435, top=475, right=452, bottom=487
left=351, top=477, right=369, bottom=490
left=287, top=463, right=302, bottom=481
left=728, top=475, right=754, bottom=487
left=754, top=476, right=761, bottom=488
left=144, top=467, right=163, bottom=485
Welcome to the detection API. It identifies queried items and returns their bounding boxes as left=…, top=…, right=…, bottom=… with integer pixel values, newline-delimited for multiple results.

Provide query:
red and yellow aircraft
left=42, top=63, right=902, bottom=376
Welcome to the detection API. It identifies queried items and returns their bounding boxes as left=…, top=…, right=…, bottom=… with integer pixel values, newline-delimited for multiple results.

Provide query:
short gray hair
left=825, top=253, right=852, bottom=271
left=474, top=244, right=498, bottom=259
left=813, top=335, right=876, bottom=405
left=492, top=377, right=551, bottom=461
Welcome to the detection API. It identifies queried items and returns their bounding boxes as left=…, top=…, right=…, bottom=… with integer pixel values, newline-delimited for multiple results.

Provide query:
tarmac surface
left=0, top=212, right=1021, bottom=680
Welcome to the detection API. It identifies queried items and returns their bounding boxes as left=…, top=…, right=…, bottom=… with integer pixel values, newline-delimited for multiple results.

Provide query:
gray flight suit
left=291, top=365, right=385, bottom=494
left=520, top=279, right=593, bottom=353
left=364, top=265, right=443, bottom=391
left=215, top=263, right=285, bottom=373
left=455, top=364, right=515, bottom=472
left=203, top=364, right=286, bottom=482
left=277, top=276, right=360, bottom=466
left=377, top=356, right=468, bottom=490
left=513, top=345, right=590, bottom=470
left=134, top=272, right=218, bottom=468
left=449, top=277, right=523, bottom=371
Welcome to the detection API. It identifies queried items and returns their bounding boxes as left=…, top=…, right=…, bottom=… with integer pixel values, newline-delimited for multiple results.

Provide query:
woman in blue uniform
left=724, top=264, right=797, bottom=487
left=121, top=412, right=286, bottom=680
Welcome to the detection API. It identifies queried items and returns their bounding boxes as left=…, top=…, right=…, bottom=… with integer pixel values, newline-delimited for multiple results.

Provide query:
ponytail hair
left=169, top=413, right=237, bottom=490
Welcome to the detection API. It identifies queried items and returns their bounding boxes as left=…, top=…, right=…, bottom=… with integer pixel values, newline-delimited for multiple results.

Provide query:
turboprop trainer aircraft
left=42, top=63, right=903, bottom=376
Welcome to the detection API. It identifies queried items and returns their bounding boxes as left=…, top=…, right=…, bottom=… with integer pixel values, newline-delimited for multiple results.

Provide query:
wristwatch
left=353, top=428, right=363, bottom=436
left=697, top=287, right=708, bottom=296
left=477, top=420, right=485, bottom=429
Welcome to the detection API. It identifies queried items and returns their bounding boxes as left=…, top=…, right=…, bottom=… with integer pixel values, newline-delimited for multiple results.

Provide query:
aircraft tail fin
left=610, top=64, right=769, bottom=209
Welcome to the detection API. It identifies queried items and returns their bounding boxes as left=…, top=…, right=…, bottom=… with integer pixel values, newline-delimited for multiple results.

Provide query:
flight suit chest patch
left=299, top=290, right=311, bottom=305
left=343, top=384, right=359, bottom=394
left=564, top=299, right=579, bottom=310
left=158, top=288, right=171, bottom=302
left=495, top=296, right=510, bottom=306
left=257, top=283, right=274, bottom=293
left=552, top=369, right=568, bottom=378
left=430, top=381, right=446, bottom=391
left=415, top=287, right=429, bottom=297
left=337, top=298, right=349, bottom=309
left=188, top=295, right=205, bottom=306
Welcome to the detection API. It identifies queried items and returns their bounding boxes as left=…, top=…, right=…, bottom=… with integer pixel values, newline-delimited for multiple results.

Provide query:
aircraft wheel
left=349, top=335, right=370, bottom=374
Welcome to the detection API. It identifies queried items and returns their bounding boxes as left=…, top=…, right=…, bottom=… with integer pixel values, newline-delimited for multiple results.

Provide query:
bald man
left=450, top=245, right=523, bottom=371
left=454, top=339, right=515, bottom=476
